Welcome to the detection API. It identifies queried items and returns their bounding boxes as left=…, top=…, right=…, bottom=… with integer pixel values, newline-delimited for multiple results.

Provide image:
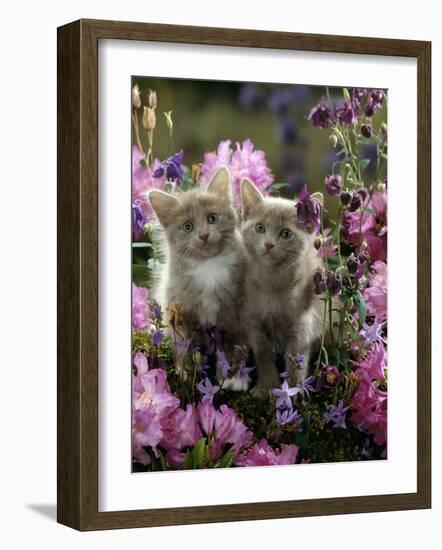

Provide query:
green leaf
left=359, top=159, right=371, bottom=171
left=380, top=152, right=388, bottom=160
left=180, top=178, right=194, bottom=192
left=191, top=437, right=207, bottom=469
left=328, top=347, right=340, bottom=367
left=213, top=449, right=235, bottom=469
left=184, top=450, right=194, bottom=470
left=132, top=242, right=152, bottom=248
left=354, top=291, right=367, bottom=324
left=294, top=414, right=310, bottom=449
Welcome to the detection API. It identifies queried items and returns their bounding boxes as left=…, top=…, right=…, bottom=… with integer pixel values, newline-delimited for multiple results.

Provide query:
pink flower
left=363, top=261, right=387, bottom=322
left=201, top=139, right=273, bottom=207
left=235, top=439, right=299, bottom=467
left=132, top=283, right=150, bottom=331
left=132, top=352, right=149, bottom=393
left=351, top=344, right=388, bottom=446
left=211, top=404, right=253, bottom=459
left=342, top=191, right=387, bottom=261
left=197, top=399, right=216, bottom=436
left=160, top=404, right=202, bottom=451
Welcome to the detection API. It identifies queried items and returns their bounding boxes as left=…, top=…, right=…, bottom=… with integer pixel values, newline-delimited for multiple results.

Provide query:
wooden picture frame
left=57, top=18, right=431, bottom=530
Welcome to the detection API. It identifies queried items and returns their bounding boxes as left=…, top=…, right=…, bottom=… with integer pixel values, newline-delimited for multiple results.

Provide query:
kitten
left=148, top=167, right=246, bottom=367
left=240, top=178, right=324, bottom=390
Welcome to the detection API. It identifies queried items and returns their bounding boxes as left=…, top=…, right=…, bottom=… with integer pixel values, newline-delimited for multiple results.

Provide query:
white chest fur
left=184, top=252, right=237, bottom=325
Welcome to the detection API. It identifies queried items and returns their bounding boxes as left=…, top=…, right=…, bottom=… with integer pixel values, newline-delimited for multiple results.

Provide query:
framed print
left=57, top=19, right=431, bottom=530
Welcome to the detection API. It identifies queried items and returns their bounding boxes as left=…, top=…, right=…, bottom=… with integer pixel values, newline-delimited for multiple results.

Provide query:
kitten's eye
left=183, top=222, right=194, bottom=233
left=207, top=213, right=218, bottom=224
left=255, top=223, right=266, bottom=234
left=280, top=228, right=293, bottom=240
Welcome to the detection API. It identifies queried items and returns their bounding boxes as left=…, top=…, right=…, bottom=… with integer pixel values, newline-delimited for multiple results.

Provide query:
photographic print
left=131, top=77, right=388, bottom=472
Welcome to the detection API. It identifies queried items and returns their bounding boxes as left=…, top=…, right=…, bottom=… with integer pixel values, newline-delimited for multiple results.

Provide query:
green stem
left=315, top=299, right=328, bottom=375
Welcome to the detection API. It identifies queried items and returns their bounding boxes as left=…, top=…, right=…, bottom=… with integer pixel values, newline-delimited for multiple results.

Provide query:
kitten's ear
left=241, top=178, right=264, bottom=219
left=148, top=190, right=179, bottom=227
left=206, top=166, right=233, bottom=203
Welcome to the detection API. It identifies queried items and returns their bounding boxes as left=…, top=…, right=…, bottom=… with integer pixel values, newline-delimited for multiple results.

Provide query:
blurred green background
left=132, top=77, right=387, bottom=208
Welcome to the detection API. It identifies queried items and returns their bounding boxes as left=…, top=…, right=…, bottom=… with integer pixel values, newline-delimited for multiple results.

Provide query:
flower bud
left=364, top=102, right=374, bottom=117
left=326, top=271, right=342, bottom=296
left=358, top=250, right=370, bottom=265
left=348, top=348, right=359, bottom=361
left=314, top=236, right=323, bottom=250
left=132, top=84, right=141, bottom=109
left=349, top=193, right=362, bottom=212
left=192, top=163, right=201, bottom=184
left=380, top=122, right=387, bottom=135
left=361, top=124, right=372, bottom=138
left=147, top=89, right=157, bottom=109
left=360, top=240, right=369, bottom=251
left=143, top=106, right=156, bottom=131
left=377, top=182, right=386, bottom=193
left=340, top=191, right=352, bottom=206
left=313, top=270, right=326, bottom=295
left=329, top=134, right=338, bottom=148
left=324, top=174, right=343, bottom=197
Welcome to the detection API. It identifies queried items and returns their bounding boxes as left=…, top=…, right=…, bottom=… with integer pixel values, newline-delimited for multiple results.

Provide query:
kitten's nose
left=199, top=233, right=209, bottom=242
left=265, top=242, right=275, bottom=251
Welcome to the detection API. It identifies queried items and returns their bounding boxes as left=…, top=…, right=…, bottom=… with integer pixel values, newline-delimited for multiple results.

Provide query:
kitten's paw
left=222, top=377, right=250, bottom=392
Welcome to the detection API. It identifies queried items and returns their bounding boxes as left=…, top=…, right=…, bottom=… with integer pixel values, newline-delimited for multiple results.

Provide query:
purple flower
left=216, top=350, right=231, bottom=379
left=361, top=124, right=372, bottom=139
left=132, top=283, right=150, bottom=331
left=235, top=439, right=299, bottom=467
left=347, top=253, right=366, bottom=280
left=133, top=352, right=149, bottom=378
left=359, top=320, right=386, bottom=346
left=268, top=88, right=293, bottom=115
left=321, top=365, right=341, bottom=388
left=295, top=184, right=322, bottom=231
left=323, top=400, right=350, bottom=429
left=348, top=193, right=362, bottom=212
left=279, top=370, right=289, bottom=379
left=295, top=354, right=305, bottom=369
left=151, top=328, right=164, bottom=346
left=336, top=99, right=359, bottom=125
left=272, top=380, right=301, bottom=409
left=326, top=271, right=342, bottom=296
left=132, top=201, right=146, bottom=239
left=313, top=270, right=326, bottom=294
left=239, top=83, right=264, bottom=110
left=151, top=299, right=162, bottom=321
left=197, top=377, right=220, bottom=402
left=307, top=103, right=334, bottom=129
left=276, top=407, right=303, bottom=428
left=235, top=362, right=255, bottom=384
left=324, top=174, right=342, bottom=197
left=201, top=139, right=273, bottom=208
left=152, top=150, right=184, bottom=182
left=276, top=118, right=298, bottom=144
left=364, top=89, right=385, bottom=116
left=340, top=191, right=352, bottom=206
left=300, top=375, right=317, bottom=398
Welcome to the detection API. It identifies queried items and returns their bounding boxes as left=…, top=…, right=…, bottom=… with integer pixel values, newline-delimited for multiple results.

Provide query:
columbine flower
left=364, top=89, right=385, bottom=116
left=336, top=99, right=359, bottom=125
left=326, top=271, right=342, bottom=296
left=276, top=118, right=298, bottom=144
left=197, top=377, right=220, bottom=402
left=361, top=124, right=372, bottom=138
left=323, top=400, right=350, bottom=429
left=324, top=174, right=342, bottom=197
left=151, top=328, right=164, bottom=346
left=272, top=380, right=301, bottom=409
left=276, top=407, right=303, bottom=428
left=295, top=184, right=322, bottom=231
left=359, top=320, right=386, bottom=346
left=132, top=283, right=150, bottom=331
left=235, top=439, right=299, bottom=467
left=152, top=150, right=184, bottom=182
left=201, top=139, right=273, bottom=208
left=268, top=88, right=292, bottom=115
left=307, top=103, right=334, bottom=128
left=313, top=270, right=326, bottom=294
left=239, top=83, right=264, bottom=110
left=300, top=375, right=317, bottom=398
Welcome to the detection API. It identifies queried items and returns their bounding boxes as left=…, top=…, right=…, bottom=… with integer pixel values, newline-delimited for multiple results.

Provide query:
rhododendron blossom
left=235, top=439, right=299, bottom=467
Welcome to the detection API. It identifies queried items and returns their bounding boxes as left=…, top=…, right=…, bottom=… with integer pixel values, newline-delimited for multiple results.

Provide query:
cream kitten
left=148, top=167, right=246, bottom=356
left=240, top=178, right=324, bottom=390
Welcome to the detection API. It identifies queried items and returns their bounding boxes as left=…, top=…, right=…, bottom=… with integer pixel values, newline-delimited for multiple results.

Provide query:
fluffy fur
left=148, top=167, right=246, bottom=346
left=240, top=178, right=324, bottom=390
